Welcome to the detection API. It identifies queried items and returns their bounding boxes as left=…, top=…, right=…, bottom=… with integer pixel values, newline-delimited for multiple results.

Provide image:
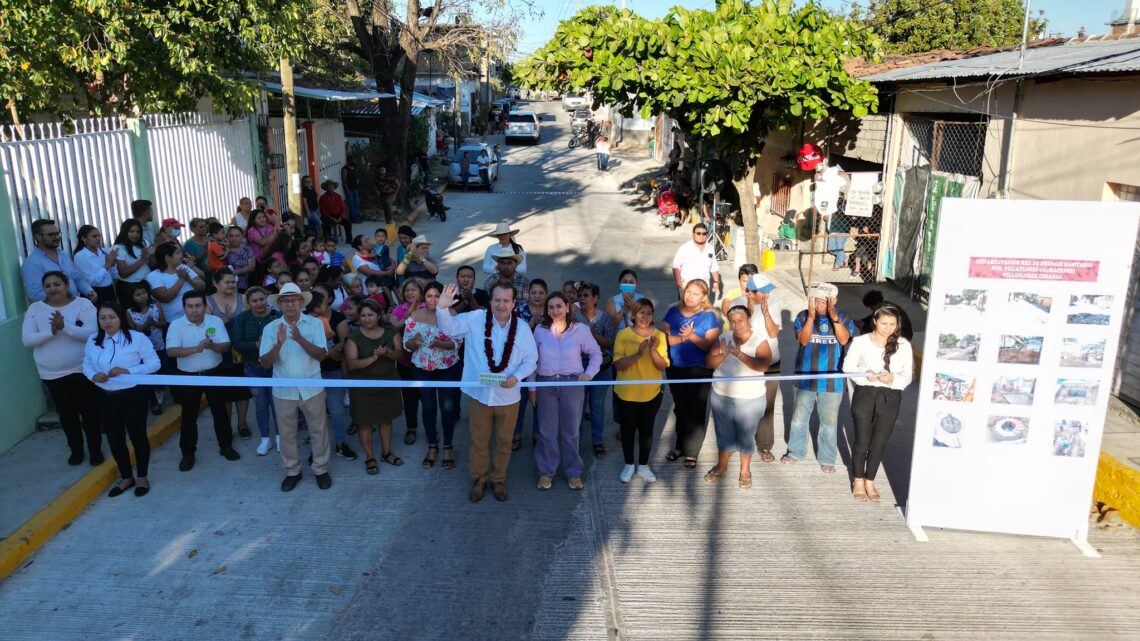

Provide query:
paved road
left=3, top=101, right=1140, bottom=641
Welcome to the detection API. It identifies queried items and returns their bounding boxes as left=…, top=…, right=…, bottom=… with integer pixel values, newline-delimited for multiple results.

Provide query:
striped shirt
left=793, top=310, right=855, bottom=393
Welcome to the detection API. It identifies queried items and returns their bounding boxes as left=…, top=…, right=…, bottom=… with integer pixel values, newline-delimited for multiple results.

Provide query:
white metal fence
left=312, top=119, right=346, bottom=189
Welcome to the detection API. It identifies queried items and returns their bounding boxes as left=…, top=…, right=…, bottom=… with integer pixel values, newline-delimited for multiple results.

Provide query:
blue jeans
left=307, top=208, right=322, bottom=235
left=322, top=369, right=348, bottom=445
left=597, top=153, right=609, bottom=171
left=244, top=363, right=277, bottom=438
left=416, top=365, right=461, bottom=447
left=710, top=391, right=763, bottom=456
left=515, top=386, right=540, bottom=437
left=787, top=387, right=842, bottom=465
left=346, top=188, right=361, bottom=223
left=579, top=366, right=612, bottom=445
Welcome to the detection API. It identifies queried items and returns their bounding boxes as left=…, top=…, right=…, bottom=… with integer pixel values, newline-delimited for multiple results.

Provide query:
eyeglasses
left=694, top=231, right=708, bottom=236
left=41, top=231, right=61, bottom=237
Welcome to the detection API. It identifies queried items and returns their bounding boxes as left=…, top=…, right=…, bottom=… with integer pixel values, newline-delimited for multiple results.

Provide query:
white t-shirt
left=730, top=294, right=783, bottom=364
left=166, top=314, right=229, bottom=372
left=672, top=240, right=719, bottom=286
left=352, top=254, right=380, bottom=274
left=114, top=244, right=151, bottom=283
left=711, top=332, right=768, bottom=399
left=146, top=268, right=197, bottom=322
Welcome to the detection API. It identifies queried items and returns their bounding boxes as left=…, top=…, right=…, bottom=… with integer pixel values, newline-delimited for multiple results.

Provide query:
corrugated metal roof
left=861, top=38, right=1140, bottom=82
left=262, top=81, right=396, bottom=101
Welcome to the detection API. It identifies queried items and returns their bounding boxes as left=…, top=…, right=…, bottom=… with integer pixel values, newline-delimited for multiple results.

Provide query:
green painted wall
left=0, top=317, right=45, bottom=453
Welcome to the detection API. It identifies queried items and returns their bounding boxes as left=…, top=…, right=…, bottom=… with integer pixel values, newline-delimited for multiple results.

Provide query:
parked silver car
left=447, top=144, right=498, bottom=188
left=505, top=110, right=541, bottom=144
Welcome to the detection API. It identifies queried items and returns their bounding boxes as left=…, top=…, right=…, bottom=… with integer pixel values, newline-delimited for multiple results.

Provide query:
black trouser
left=98, top=387, right=150, bottom=479
left=756, top=360, right=781, bottom=453
left=850, top=385, right=902, bottom=481
left=176, top=370, right=233, bottom=456
left=396, top=363, right=420, bottom=431
left=616, top=392, right=663, bottom=466
left=322, top=217, right=352, bottom=243
left=666, top=365, right=712, bottom=457
left=43, top=373, right=102, bottom=458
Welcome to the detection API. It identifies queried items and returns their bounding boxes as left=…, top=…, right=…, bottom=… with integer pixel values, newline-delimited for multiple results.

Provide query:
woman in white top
left=481, top=223, right=528, bottom=275
left=72, top=224, right=119, bottom=305
left=84, top=301, right=160, bottom=497
left=112, top=219, right=152, bottom=305
left=703, top=305, right=772, bottom=489
left=232, top=196, right=254, bottom=231
left=21, top=270, right=102, bottom=465
left=604, top=269, right=648, bottom=330
left=842, top=303, right=913, bottom=503
left=146, top=242, right=205, bottom=322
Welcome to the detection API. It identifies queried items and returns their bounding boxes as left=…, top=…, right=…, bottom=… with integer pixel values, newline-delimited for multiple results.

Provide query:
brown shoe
left=469, top=477, right=487, bottom=503
left=491, top=481, right=508, bottom=501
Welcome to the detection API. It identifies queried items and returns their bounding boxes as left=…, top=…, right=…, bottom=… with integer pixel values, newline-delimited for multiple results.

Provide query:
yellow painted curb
left=1093, top=451, right=1140, bottom=527
left=0, top=405, right=183, bottom=581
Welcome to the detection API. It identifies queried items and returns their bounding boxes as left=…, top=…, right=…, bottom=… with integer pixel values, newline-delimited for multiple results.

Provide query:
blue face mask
left=171, top=228, right=182, bottom=239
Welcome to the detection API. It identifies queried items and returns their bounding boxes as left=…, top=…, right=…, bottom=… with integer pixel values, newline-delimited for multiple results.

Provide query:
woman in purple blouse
left=529, top=292, right=602, bottom=491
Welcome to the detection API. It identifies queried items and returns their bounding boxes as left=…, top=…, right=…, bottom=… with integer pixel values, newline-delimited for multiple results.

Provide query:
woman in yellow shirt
left=613, top=299, right=670, bottom=483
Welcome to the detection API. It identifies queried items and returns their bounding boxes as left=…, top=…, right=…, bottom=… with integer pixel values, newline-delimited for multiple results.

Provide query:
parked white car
left=562, top=93, right=589, bottom=111
left=505, top=110, right=541, bottom=144
left=448, top=144, right=498, bottom=188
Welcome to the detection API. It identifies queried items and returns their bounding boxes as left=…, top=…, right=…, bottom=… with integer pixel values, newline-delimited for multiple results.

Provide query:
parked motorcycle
left=655, top=180, right=681, bottom=230
left=423, top=183, right=449, bottom=221
left=567, top=125, right=596, bottom=149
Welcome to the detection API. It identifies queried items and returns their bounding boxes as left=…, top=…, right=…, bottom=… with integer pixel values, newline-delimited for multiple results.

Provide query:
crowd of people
left=20, top=202, right=913, bottom=503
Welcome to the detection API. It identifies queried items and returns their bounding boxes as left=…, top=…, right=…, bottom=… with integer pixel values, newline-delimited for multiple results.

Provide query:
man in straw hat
left=482, top=222, right=528, bottom=275
left=783, top=282, right=854, bottom=474
left=395, top=234, right=439, bottom=282
left=484, top=246, right=529, bottom=302
left=319, top=178, right=350, bottom=243
left=259, top=283, right=334, bottom=492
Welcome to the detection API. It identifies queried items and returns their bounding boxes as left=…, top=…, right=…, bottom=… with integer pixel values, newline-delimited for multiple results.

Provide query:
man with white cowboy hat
left=395, top=234, right=439, bottom=282
left=482, top=222, right=528, bottom=275
left=484, top=245, right=529, bottom=302
left=732, top=273, right=784, bottom=462
left=784, top=281, right=853, bottom=474
left=259, top=283, right=334, bottom=492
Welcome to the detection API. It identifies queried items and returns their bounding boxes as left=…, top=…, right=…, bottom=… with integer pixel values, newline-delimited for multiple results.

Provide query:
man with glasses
left=671, top=223, right=721, bottom=302
left=21, top=219, right=93, bottom=302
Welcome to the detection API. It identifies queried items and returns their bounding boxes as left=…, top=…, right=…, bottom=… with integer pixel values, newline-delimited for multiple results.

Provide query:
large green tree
left=519, top=0, right=879, bottom=264
left=0, top=0, right=311, bottom=121
left=854, top=0, right=1047, bottom=54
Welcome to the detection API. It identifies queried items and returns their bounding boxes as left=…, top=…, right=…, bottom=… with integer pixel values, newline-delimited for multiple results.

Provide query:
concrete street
left=2, top=102, right=1140, bottom=641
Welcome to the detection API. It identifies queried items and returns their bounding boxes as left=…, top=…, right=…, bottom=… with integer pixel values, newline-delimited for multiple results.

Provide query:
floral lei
left=484, top=309, right=519, bottom=373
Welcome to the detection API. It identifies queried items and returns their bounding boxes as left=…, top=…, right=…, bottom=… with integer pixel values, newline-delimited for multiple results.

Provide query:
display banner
left=907, top=199, right=1139, bottom=550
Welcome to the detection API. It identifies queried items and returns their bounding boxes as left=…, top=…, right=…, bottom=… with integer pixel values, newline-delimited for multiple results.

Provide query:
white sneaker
left=275, top=435, right=281, bottom=451
left=619, top=464, right=635, bottom=483
left=256, top=438, right=271, bottom=456
left=636, top=465, right=657, bottom=482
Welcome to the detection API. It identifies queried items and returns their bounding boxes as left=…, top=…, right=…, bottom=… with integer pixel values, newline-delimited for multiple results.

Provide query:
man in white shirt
left=259, top=283, right=333, bottom=492
left=736, top=274, right=784, bottom=461
left=477, top=149, right=493, bottom=191
left=436, top=282, right=537, bottom=503
left=671, top=223, right=721, bottom=302
left=165, top=291, right=239, bottom=472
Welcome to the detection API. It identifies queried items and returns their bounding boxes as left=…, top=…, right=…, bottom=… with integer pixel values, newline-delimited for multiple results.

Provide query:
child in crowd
left=563, top=280, right=581, bottom=308
left=311, top=236, right=331, bottom=265
left=364, top=275, right=390, bottom=313
left=128, top=282, right=168, bottom=414
left=325, top=238, right=346, bottom=269
left=206, top=222, right=227, bottom=273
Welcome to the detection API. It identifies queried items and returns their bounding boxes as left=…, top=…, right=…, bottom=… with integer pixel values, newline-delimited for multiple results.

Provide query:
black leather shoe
left=178, top=455, right=195, bottom=472
left=107, top=478, right=135, bottom=498
left=316, top=473, right=332, bottom=490
left=134, top=484, right=150, bottom=497
left=89, top=451, right=105, bottom=466
left=68, top=451, right=84, bottom=466
left=281, top=474, right=302, bottom=492
left=220, top=447, right=241, bottom=461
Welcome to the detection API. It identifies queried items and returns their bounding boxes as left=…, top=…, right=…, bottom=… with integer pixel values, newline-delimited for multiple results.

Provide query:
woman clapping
left=612, top=299, right=669, bottom=483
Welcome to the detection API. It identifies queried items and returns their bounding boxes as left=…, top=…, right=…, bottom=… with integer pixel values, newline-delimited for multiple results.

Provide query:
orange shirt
left=207, top=241, right=226, bottom=272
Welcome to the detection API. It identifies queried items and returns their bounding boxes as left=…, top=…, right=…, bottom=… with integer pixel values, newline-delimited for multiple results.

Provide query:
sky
left=512, top=0, right=1126, bottom=61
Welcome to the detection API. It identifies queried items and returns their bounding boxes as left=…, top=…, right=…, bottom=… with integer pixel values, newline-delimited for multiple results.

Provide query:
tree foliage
left=0, top=0, right=312, bottom=119
left=853, top=0, right=1047, bottom=54
left=517, top=0, right=880, bottom=263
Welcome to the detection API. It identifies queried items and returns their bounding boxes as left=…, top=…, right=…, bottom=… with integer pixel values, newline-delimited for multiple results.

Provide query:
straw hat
left=268, top=282, right=313, bottom=307
left=411, top=234, right=431, bottom=246
left=490, top=245, right=523, bottom=263
left=487, top=222, right=520, bottom=238
left=321, top=179, right=339, bottom=190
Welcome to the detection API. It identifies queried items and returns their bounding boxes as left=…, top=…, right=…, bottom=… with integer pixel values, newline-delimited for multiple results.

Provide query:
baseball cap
left=746, top=274, right=776, bottom=293
left=811, top=282, right=838, bottom=300
left=160, top=218, right=184, bottom=229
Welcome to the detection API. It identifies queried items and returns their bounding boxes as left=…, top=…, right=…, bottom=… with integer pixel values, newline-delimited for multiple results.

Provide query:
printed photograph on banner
left=1066, top=295, right=1113, bottom=326
left=1060, top=338, right=1106, bottom=368
left=1055, top=378, right=1099, bottom=406
left=932, top=411, right=966, bottom=448
left=942, top=289, right=988, bottom=320
left=987, top=415, right=1030, bottom=445
left=997, top=335, right=1043, bottom=365
left=1053, top=419, right=1089, bottom=457
left=936, top=333, right=980, bottom=361
left=991, top=376, right=1036, bottom=406
left=933, top=373, right=975, bottom=402
left=1007, top=292, right=1053, bottom=323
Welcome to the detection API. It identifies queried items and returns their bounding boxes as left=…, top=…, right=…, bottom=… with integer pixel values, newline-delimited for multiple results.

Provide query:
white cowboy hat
left=268, top=282, right=313, bottom=307
left=490, top=245, right=523, bottom=263
left=411, top=234, right=432, bottom=246
left=488, top=222, right=520, bottom=238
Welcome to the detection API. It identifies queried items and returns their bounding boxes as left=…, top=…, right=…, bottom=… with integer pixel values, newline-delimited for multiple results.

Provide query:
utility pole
left=280, top=57, right=302, bottom=216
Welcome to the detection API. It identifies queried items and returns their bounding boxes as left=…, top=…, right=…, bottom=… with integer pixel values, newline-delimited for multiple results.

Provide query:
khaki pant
left=468, top=398, right=519, bottom=482
left=274, top=392, right=332, bottom=476
left=757, top=360, right=781, bottom=453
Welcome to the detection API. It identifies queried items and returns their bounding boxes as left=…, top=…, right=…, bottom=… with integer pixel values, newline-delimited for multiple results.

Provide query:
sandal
left=511, top=436, right=522, bottom=451
left=739, top=474, right=753, bottom=489
left=593, top=444, right=606, bottom=459
left=704, top=467, right=724, bottom=483
left=381, top=452, right=404, bottom=466
left=867, top=485, right=881, bottom=503
left=759, top=450, right=776, bottom=463
left=820, top=464, right=836, bottom=474
left=442, top=446, right=455, bottom=471
left=422, top=445, right=439, bottom=469
left=665, top=449, right=683, bottom=462
left=365, top=458, right=379, bottom=475
left=853, top=485, right=868, bottom=502
left=684, top=457, right=698, bottom=469
left=404, top=429, right=417, bottom=445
